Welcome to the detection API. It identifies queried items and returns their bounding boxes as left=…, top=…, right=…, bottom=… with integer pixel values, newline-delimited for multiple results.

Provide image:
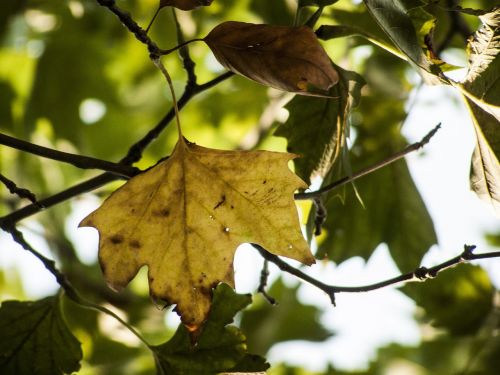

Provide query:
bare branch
left=295, top=123, right=441, bottom=200
left=5, top=225, right=151, bottom=348
left=0, top=173, right=40, bottom=207
left=255, top=244, right=500, bottom=305
left=257, top=260, right=277, bottom=305
left=0, top=132, right=139, bottom=178
left=96, top=0, right=161, bottom=55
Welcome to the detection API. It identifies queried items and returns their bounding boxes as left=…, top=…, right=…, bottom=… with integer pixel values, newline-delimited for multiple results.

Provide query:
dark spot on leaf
left=109, top=234, right=123, bottom=245
left=155, top=207, right=170, bottom=217
left=268, top=187, right=275, bottom=193
left=129, top=239, right=141, bottom=249
left=230, top=205, right=234, bottom=209
left=263, top=179, right=267, bottom=184
left=214, top=194, right=226, bottom=209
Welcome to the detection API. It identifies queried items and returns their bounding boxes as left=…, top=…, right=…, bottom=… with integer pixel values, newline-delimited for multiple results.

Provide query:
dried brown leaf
left=204, top=21, right=339, bottom=96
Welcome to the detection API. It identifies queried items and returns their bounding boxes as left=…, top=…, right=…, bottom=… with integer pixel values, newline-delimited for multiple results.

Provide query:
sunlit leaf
left=0, top=296, right=82, bottom=375
left=460, top=8, right=500, bottom=211
left=275, top=64, right=365, bottom=185
left=362, top=0, right=442, bottom=80
left=204, top=22, right=339, bottom=96
left=152, top=284, right=269, bottom=374
left=81, top=137, right=314, bottom=330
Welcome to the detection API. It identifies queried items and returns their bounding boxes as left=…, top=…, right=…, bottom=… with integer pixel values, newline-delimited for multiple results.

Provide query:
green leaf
left=460, top=8, right=500, bottom=211
left=152, top=284, right=268, bottom=375
left=313, top=96, right=437, bottom=271
left=467, top=100, right=500, bottom=212
left=240, top=278, right=332, bottom=354
left=402, top=264, right=494, bottom=336
left=319, top=8, right=404, bottom=59
left=362, top=0, right=442, bottom=79
left=275, top=65, right=365, bottom=185
left=298, top=0, right=339, bottom=7
left=461, top=8, right=500, bottom=120
left=250, top=0, right=294, bottom=25
left=0, top=296, right=82, bottom=375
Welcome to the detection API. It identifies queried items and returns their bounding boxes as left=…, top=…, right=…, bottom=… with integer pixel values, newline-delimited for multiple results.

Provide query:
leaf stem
left=152, top=57, right=183, bottom=138
left=145, top=7, right=161, bottom=34
left=159, top=38, right=205, bottom=56
left=295, top=123, right=441, bottom=200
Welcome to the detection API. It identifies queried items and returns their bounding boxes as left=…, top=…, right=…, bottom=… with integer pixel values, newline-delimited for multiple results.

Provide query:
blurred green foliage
left=0, top=0, right=499, bottom=374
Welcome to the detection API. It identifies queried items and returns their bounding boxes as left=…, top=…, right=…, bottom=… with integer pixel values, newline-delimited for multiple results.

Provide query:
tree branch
left=0, top=71, right=234, bottom=229
left=5, top=225, right=151, bottom=348
left=257, top=260, right=277, bottom=305
left=295, top=123, right=441, bottom=200
left=255, top=244, right=500, bottom=305
left=0, top=173, right=40, bottom=207
left=0, top=132, right=139, bottom=178
left=96, top=0, right=161, bottom=55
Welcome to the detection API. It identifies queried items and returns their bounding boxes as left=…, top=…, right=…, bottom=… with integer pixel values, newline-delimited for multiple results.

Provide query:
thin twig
left=257, top=260, right=277, bottom=305
left=159, top=38, right=205, bottom=56
left=255, top=244, right=500, bottom=306
left=0, top=173, right=41, bottom=207
left=6, top=225, right=151, bottom=348
left=0, top=132, right=139, bottom=178
left=295, top=123, right=441, bottom=200
left=96, top=0, right=161, bottom=55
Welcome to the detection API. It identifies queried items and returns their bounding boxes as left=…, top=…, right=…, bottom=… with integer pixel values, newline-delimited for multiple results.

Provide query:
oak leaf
left=204, top=21, right=339, bottom=96
left=160, top=0, right=213, bottom=11
left=80, top=138, right=314, bottom=330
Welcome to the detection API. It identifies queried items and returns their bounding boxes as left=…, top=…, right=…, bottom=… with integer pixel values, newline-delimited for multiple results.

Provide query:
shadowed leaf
left=160, top=0, right=214, bottom=11
left=240, top=278, right=332, bottom=354
left=313, top=96, right=436, bottom=271
left=152, top=284, right=269, bottom=374
left=275, top=65, right=364, bottom=185
left=81, top=138, right=314, bottom=330
left=0, top=296, right=82, bottom=375
left=204, top=22, right=339, bottom=96
left=402, top=264, right=494, bottom=335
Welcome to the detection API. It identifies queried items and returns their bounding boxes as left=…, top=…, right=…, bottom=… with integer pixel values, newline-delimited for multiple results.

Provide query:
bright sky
left=1, top=61, right=499, bottom=373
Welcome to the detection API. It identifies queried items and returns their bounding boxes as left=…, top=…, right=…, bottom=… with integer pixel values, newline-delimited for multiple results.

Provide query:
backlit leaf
left=362, top=0, right=442, bottom=80
left=461, top=8, right=500, bottom=212
left=313, top=96, right=436, bottom=271
left=275, top=64, right=364, bottom=185
left=160, top=0, right=214, bottom=11
left=81, top=138, right=314, bottom=330
left=0, top=296, right=82, bottom=375
left=204, top=22, right=339, bottom=96
left=152, top=283, right=269, bottom=374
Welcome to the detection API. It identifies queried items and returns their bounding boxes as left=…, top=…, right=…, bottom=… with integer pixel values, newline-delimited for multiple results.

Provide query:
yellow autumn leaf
left=80, top=138, right=314, bottom=330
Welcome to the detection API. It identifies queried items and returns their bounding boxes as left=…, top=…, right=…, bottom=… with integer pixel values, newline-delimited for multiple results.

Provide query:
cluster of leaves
left=0, top=0, right=499, bottom=374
